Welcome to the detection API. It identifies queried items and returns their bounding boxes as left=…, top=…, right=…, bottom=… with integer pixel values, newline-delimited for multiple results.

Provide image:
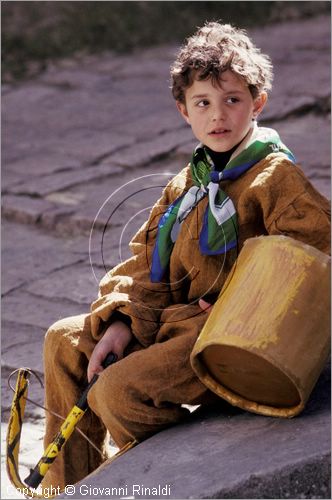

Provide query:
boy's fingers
left=198, top=298, right=213, bottom=313
left=88, top=350, right=122, bottom=382
left=87, top=355, right=103, bottom=382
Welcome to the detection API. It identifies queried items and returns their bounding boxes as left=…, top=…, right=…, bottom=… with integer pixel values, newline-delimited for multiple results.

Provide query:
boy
left=42, top=22, right=330, bottom=488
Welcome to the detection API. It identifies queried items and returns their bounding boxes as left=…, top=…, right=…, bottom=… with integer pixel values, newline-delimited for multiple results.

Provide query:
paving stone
left=305, top=170, right=331, bottom=201
left=175, top=138, right=197, bottom=159
left=4, top=152, right=82, bottom=177
left=46, top=129, right=136, bottom=165
left=114, top=107, right=184, bottom=141
left=1, top=220, right=87, bottom=294
left=38, top=206, right=78, bottom=233
left=39, top=66, right=112, bottom=91
left=273, top=114, right=331, bottom=198
left=51, top=212, right=108, bottom=236
left=45, top=191, right=87, bottom=206
left=2, top=84, right=61, bottom=113
left=272, top=114, right=330, bottom=169
left=2, top=250, right=84, bottom=296
left=76, top=89, right=180, bottom=138
left=9, top=164, right=124, bottom=197
left=4, top=124, right=135, bottom=166
left=1, top=83, right=12, bottom=94
left=103, top=52, right=175, bottom=80
left=12, top=156, right=178, bottom=236
left=3, top=73, right=174, bottom=158
left=2, top=84, right=85, bottom=130
left=251, top=16, right=330, bottom=122
left=1, top=195, right=57, bottom=225
left=108, top=127, right=194, bottom=168
left=1, top=128, right=57, bottom=164
left=39, top=51, right=172, bottom=89
left=1, top=320, right=45, bottom=374
left=1, top=219, right=96, bottom=262
left=261, top=94, right=325, bottom=122
left=2, top=290, right=88, bottom=330
left=1, top=170, right=30, bottom=190
left=251, top=14, right=330, bottom=58
left=3, top=94, right=136, bottom=161
left=26, top=263, right=99, bottom=305
left=267, top=56, right=330, bottom=104
left=41, top=44, right=176, bottom=79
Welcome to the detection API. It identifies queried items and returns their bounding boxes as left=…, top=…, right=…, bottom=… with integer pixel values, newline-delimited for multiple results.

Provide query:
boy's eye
left=226, top=97, right=239, bottom=104
left=197, top=100, right=209, bottom=107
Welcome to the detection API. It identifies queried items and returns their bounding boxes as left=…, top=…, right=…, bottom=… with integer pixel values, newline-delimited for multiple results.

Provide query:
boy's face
left=177, top=70, right=267, bottom=153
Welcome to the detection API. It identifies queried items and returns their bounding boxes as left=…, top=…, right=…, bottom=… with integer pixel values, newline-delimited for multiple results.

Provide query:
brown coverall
left=43, top=154, right=330, bottom=488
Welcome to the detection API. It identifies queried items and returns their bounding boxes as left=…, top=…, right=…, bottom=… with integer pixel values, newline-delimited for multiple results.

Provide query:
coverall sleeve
left=263, top=159, right=331, bottom=255
left=90, top=168, right=190, bottom=346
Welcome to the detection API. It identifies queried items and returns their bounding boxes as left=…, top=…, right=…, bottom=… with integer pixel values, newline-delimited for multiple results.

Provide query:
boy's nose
left=212, top=106, right=226, bottom=121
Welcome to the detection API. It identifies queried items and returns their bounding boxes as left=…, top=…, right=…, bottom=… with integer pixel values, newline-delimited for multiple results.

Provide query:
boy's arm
left=90, top=167, right=191, bottom=347
left=263, top=159, right=331, bottom=255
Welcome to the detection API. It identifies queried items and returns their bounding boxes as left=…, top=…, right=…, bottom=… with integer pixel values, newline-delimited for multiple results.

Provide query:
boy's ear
left=176, top=101, right=190, bottom=124
left=253, top=91, right=268, bottom=118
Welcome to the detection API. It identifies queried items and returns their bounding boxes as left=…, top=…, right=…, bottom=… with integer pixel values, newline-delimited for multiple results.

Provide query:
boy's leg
left=88, top=304, right=220, bottom=448
left=42, top=314, right=108, bottom=490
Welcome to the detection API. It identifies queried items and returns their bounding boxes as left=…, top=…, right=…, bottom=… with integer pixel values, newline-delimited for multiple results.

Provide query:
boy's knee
left=45, top=314, right=88, bottom=346
left=88, top=364, right=132, bottom=417
left=45, top=319, right=62, bottom=349
left=44, top=315, right=82, bottom=359
left=43, top=319, right=68, bottom=366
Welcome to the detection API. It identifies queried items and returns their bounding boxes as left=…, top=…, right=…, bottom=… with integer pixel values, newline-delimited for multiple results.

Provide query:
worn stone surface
left=2, top=221, right=86, bottom=294
left=2, top=194, right=58, bottom=226
left=2, top=290, right=88, bottom=330
left=1, top=321, right=46, bottom=376
left=275, top=115, right=331, bottom=198
left=1, top=14, right=330, bottom=500
left=6, top=156, right=179, bottom=238
left=2, top=152, right=81, bottom=178
left=60, top=365, right=331, bottom=500
left=9, top=164, right=124, bottom=197
left=26, top=263, right=99, bottom=305
left=109, top=126, right=194, bottom=167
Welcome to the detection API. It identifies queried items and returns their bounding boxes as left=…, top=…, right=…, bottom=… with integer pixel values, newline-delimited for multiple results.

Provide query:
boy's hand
left=87, top=320, right=133, bottom=382
left=199, top=298, right=213, bottom=314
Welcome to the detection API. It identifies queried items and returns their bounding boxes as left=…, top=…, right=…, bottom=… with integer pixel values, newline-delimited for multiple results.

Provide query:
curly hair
left=170, top=21, right=273, bottom=102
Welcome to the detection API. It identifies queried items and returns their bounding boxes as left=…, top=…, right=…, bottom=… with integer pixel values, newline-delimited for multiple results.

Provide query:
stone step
left=59, top=364, right=330, bottom=499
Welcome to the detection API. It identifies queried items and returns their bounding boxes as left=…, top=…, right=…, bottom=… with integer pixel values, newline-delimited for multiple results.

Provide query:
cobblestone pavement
left=1, top=15, right=330, bottom=498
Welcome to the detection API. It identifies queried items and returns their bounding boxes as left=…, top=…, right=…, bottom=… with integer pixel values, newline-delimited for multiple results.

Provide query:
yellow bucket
left=191, top=235, right=331, bottom=417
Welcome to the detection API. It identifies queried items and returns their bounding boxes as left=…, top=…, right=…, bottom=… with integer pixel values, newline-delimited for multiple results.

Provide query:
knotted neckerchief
left=150, top=124, right=295, bottom=282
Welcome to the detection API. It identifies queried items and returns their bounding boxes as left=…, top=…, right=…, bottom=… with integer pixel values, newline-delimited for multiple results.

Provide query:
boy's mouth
left=209, top=128, right=231, bottom=135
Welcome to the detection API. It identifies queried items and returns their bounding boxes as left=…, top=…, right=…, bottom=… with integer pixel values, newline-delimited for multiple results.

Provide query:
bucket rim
left=190, top=342, right=306, bottom=418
